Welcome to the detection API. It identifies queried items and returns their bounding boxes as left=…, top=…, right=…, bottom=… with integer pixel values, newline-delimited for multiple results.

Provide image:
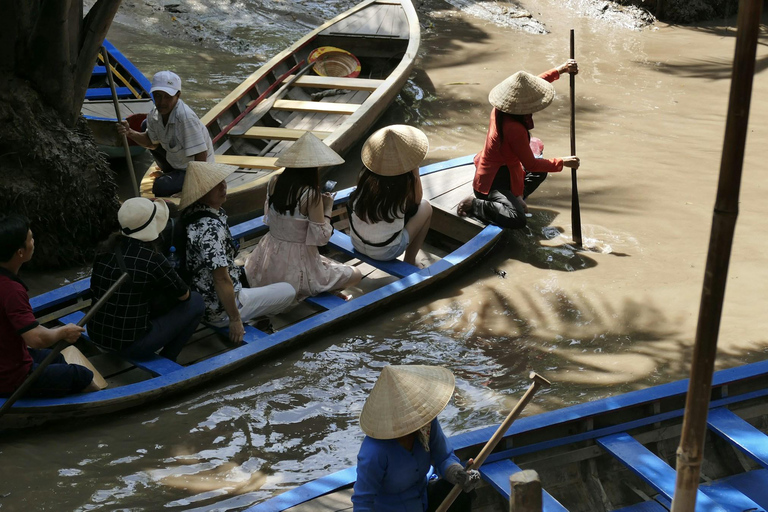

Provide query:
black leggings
left=470, top=166, right=548, bottom=229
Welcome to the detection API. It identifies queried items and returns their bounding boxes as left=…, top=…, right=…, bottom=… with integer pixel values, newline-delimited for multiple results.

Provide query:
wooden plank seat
left=214, top=155, right=281, bottom=170
left=204, top=322, right=269, bottom=344
left=707, top=407, right=768, bottom=469
left=478, top=459, right=568, bottom=512
left=304, top=292, right=348, bottom=310
left=596, top=433, right=731, bottom=512
left=286, top=75, right=384, bottom=91
left=614, top=501, right=669, bottom=512
left=718, top=469, right=768, bottom=508
left=60, top=311, right=184, bottom=377
left=92, top=65, right=107, bottom=76
left=328, top=231, right=419, bottom=279
left=235, top=127, right=332, bottom=141
left=85, top=87, right=133, bottom=100
left=271, top=99, right=360, bottom=115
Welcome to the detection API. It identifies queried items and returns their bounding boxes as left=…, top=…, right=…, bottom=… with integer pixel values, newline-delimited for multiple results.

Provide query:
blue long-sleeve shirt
left=351, top=418, right=460, bottom=512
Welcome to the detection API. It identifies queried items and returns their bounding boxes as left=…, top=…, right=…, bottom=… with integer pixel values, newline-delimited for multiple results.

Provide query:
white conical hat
left=359, top=365, right=455, bottom=439
left=489, top=71, right=555, bottom=115
left=179, top=161, right=237, bottom=209
left=274, top=133, right=345, bottom=168
left=361, top=125, right=429, bottom=176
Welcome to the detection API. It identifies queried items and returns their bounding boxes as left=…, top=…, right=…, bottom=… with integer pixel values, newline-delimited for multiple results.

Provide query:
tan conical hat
left=361, top=125, right=429, bottom=176
left=179, top=161, right=238, bottom=209
left=275, top=133, right=345, bottom=168
left=359, top=365, right=455, bottom=439
left=489, top=71, right=555, bottom=115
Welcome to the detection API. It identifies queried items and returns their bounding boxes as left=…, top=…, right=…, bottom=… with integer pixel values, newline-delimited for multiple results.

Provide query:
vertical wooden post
left=510, top=470, right=542, bottom=512
left=670, top=0, right=763, bottom=510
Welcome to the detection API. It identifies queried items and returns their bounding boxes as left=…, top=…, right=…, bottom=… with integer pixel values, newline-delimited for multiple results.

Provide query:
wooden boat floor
left=322, top=1, right=409, bottom=39
left=82, top=99, right=153, bottom=118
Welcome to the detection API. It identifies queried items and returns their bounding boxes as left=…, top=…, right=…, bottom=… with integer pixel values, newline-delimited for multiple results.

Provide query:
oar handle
left=0, top=273, right=129, bottom=418
left=434, top=372, right=551, bottom=512
left=101, top=46, right=140, bottom=198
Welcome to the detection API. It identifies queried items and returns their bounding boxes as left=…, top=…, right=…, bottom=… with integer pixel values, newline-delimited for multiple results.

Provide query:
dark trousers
left=140, top=119, right=186, bottom=197
left=24, top=348, right=94, bottom=397
left=470, top=166, right=548, bottom=229
left=426, top=479, right=471, bottom=512
left=120, top=292, right=205, bottom=362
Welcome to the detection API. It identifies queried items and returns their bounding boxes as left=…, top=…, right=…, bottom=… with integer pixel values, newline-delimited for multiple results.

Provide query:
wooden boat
left=81, top=40, right=154, bottom=159
left=242, top=359, right=768, bottom=512
left=0, top=156, right=501, bottom=429
left=140, top=0, right=420, bottom=216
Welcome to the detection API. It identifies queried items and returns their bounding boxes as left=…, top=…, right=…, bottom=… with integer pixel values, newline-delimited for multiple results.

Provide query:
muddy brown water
left=2, top=1, right=768, bottom=510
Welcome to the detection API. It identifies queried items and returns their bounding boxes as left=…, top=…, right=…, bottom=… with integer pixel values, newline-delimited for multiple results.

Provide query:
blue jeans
left=24, top=348, right=94, bottom=397
left=120, top=292, right=205, bottom=362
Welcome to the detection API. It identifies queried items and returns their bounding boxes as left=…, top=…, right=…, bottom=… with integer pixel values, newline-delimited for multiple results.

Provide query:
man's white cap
left=151, top=70, right=181, bottom=96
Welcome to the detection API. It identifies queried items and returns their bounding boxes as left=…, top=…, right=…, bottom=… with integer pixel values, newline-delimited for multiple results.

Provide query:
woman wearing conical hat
left=352, top=365, right=480, bottom=511
left=348, top=125, right=433, bottom=266
left=457, top=62, right=581, bottom=229
left=244, top=134, right=362, bottom=301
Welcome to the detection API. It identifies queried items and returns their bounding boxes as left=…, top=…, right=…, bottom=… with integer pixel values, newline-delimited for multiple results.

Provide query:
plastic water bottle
left=167, top=245, right=180, bottom=269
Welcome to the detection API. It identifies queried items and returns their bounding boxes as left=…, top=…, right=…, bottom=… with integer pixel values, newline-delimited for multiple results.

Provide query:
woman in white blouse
left=348, top=125, right=432, bottom=266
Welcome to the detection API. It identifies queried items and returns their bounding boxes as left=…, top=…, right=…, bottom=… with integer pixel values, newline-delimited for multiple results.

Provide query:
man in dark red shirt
left=0, top=214, right=97, bottom=397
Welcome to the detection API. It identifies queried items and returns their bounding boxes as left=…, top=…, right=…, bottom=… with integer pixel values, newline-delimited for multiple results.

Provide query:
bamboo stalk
left=670, top=0, right=763, bottom=509
left=569, top=29, right=582, bottom=248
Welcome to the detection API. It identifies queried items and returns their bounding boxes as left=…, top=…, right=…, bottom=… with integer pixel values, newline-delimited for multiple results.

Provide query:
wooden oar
left=102, top=46, right=140, bottom=198
left=228, top=60, right=318, bottom=136
left=0, top=273, right=129, bottom=418
left=435, top=372, right=552, bottom=512
left=569, top=29, right=583, bottom=248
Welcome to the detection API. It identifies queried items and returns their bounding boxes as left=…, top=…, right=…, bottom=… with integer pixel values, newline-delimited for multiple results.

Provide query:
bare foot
left=333, top=290, right=352, bottom=301
left=457, top=196, right=473, bottom=217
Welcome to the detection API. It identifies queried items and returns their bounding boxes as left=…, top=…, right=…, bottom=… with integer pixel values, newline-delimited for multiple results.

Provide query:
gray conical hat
left=274, top=133, right=345, bottom=168
left=489, top=71, right=555, bottom=115
left=179, top=161, right=238, bottom=209
left=361, top=125, right=429, bottom=176
left=359, top=365, right=455, bottom=439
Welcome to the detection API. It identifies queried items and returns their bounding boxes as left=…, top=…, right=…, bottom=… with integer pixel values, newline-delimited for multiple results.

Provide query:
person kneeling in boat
left=0, top=214, right=99, bottom=397
left=88, top=198, right=205, bottom=362
left=352, top=365, right=480, bottom=511
left=348, top=125, right=432, bottom=267
left=117, top=70, right=214, bottom=197
left=180, top=162, right=296, bottom=344
left=457, top=61, right=581, bottom=228
left=244, top=134, right=362, bottom=302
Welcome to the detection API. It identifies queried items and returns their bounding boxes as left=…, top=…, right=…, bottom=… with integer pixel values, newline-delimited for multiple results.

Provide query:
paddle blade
left=62, top=346, right=108, bottom=390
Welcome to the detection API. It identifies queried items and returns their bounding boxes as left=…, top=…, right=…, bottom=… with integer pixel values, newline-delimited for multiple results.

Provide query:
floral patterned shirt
left=184, top=204, right=241, bottom=322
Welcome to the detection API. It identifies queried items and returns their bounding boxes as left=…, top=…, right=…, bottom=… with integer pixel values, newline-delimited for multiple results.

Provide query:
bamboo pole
left=569, top=29, right=582, bottom=248
left=670, top=0, right=763, bottom=509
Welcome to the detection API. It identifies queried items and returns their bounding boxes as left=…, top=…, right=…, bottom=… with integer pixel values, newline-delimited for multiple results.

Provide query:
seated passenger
left=348, top=125, right=432, bottom=266
left=244, top=133, right=362, bottom=301
left=180, top=162, right=296, bottom=344
left=88, top=198, right=205, bottom=362
left=0, top=214, right=98, bottom=397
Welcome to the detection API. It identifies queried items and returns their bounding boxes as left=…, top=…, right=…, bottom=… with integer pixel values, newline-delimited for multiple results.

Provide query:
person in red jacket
left=458, top=61, right=581, bottom=229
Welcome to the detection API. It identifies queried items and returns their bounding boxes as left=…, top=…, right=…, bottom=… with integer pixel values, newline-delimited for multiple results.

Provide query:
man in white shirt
left=117, top=71, right=215, bottom=197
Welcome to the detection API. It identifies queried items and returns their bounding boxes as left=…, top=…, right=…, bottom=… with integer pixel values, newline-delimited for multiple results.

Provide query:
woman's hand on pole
left=562, top=156, right=580, bottom=169
left=558, top=59, right=579, bottom=75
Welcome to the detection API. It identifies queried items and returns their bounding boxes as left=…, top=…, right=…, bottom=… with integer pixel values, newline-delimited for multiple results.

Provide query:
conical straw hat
left=274, top=132, right=345, bottom=168
left=361, top=125, right=429, bottom=176
left=489, top=71, right=555, bottom=115
left=359, top=365, right=455, bottom=439
left=179, top=161, right=238, bottom=209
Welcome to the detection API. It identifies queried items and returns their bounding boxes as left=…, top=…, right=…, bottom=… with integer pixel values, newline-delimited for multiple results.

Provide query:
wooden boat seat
left=92, top=65, right=107, bottom=77
left=716, top=469, right=768, bottom=508
left=271, top=99, right=360, bottom=115
left=204, top=322, right=270, bottom=344
left=478, top=459, right=568, bottom=512
left=287, top=75, right=384, bottom=91
left=614, top=501, right=668, bottom=512
left=235, top=127, right=332, bottom=141
left=707, top=407, right=768, bottom=469
left=596, top=432, right=737, bottom=512
left=214, top=155, right=281, bottom=169
left=85, top=87, right=133, bottom=100
left=61, top=311, right=184, bottom=377
left=305, top=293, right=348, bottom=310
left=328, top=231, right=419, bottom=279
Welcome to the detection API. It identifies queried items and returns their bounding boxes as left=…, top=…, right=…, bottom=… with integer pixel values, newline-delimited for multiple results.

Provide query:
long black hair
left=269, top=167, right=321, bottom=216
left=349, top=168, right=416, bottom=223
left=494, top=110, right=531, bottom=144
